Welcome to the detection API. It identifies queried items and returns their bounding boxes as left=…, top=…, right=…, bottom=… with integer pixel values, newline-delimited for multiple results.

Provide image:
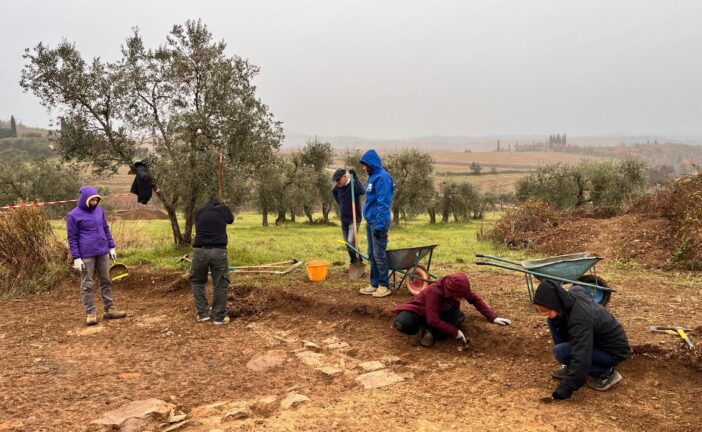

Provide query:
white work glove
left=493, top=317, right=512, bottom=326
left=73, top=258, right=85, bottom=271
left=455, top=330, right=467, bottom=344
left=109, top=248, right=117, bottom=260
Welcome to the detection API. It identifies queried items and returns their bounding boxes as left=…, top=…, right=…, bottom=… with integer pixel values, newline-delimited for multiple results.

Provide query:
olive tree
left=299, top=138, right=334, bottom=222
left=20, top=20, right=283, bottom=246
left=516, top=159, right=647, bottom=212
left=0, top=158, right=82, bottom=217
left=384, top=149, right=435, bottom=224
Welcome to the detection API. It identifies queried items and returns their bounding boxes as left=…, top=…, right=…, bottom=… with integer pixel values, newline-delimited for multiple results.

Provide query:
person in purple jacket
left=66, top=186, right=127, bottom=326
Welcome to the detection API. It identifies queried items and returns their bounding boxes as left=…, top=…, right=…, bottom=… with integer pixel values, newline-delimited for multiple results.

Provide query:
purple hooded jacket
left=66, top=186, right=115, bottom=259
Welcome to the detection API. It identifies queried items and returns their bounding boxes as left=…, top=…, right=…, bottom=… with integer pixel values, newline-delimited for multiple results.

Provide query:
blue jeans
left=341, top=222, right=361, bottom=264
left=547, top=318, right=619, bottom=379
left=366, top=222, right=389, bottom=288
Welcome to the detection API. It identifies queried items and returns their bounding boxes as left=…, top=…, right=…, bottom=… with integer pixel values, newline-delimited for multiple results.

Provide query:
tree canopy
left=21, top=20, right=283, bottom=245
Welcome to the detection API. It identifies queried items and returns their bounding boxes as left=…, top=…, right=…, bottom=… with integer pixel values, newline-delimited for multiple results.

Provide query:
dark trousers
left=341, top=222, right=361, bottom=264
left=547, top=318, right=619, bottom=379
left=189, top=247, right=230, bottom=321
left=394, top=307, right=465, bottom=337
left=366, top=222, right=389, bottom=288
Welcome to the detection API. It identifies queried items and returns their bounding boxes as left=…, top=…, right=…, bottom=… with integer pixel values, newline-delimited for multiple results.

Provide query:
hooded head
left=207, top=196, right=222, bottom=206
left=77, top=186, right=102, bottom=211
left=532, top=279, right=574, bottom=315
left=438, top=273, right=472, bottom=299
left=359, top=150, right=383, bottom=174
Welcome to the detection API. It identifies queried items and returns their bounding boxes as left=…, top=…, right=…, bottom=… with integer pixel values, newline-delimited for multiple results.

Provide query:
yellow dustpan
left=109, top=261, right=129, bottom=281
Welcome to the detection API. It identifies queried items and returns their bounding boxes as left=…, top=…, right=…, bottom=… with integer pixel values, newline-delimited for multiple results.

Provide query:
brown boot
left=408, top=325, right=426, bottom=346
left=86, top=313, right=97, bottom=326
left=104, top=309, right=127, bottom=320
left=420, top=330, right=434, bottom=348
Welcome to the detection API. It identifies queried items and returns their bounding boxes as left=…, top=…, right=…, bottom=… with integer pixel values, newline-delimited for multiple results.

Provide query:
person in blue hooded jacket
left=66, top=186, right=127, bottom=326
left=358, top=150, right=395, bottom=297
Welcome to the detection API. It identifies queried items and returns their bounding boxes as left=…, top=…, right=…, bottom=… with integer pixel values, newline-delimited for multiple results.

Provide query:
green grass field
left=51, top=212, right=522, bottom=274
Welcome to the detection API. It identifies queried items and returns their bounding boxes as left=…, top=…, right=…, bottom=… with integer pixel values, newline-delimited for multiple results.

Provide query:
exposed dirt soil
left=0, top=265, right=700, bottom=431
left=494, top=174, right=702, bottom=271
left=530, top=214, right=677, bottom=269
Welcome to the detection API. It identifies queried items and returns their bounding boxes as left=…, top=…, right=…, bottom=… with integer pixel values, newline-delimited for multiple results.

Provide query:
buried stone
left=355, top=370, right=405, bottom=389
left=91, top=398, right=175, bottom=430
left=280, top=392, right=310, bottom=410
left=246, top=350, right=287, bottom=372
left=358, top=361, right=385, bottom=372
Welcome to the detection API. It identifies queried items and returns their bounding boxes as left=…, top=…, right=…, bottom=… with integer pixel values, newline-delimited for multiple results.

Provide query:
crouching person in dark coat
left=391, top=273, right=512, bottom=347
left=190, top=197, right=234, bottom=325
left=533, top=279, right=631, bottom=401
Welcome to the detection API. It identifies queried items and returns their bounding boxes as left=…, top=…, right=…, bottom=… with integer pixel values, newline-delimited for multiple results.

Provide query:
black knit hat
left=332, top=168, right=346, bottom=182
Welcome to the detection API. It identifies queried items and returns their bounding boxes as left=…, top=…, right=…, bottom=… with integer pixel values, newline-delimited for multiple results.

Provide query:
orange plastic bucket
left=305, top=260, right=329, bottom=281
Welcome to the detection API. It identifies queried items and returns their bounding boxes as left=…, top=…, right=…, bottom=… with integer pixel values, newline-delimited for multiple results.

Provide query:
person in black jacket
left=533, top=279, right=631, bottom=400
left=331, top=168, right=365, bottom=265
left=190, top=197, right=234, bottom=325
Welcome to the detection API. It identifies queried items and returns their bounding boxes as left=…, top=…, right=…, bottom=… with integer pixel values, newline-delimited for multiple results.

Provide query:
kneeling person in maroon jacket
left=391, top=273, right=512, bottom=347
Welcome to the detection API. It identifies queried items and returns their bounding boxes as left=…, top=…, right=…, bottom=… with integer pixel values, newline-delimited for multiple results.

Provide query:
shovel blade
left=348, top=262, right=366, bottom=280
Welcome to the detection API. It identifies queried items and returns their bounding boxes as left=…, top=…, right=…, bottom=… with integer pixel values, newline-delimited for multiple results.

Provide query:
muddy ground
left=0, top=264, right=700, bottom=431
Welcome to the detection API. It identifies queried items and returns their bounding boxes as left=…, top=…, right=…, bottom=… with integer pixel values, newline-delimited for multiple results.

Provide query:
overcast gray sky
left=1, top=0, right=701, bottom=139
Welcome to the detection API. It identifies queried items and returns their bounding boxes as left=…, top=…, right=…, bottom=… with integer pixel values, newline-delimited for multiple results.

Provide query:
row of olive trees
left=249, top=146, right=497, bottom=226
left=515, top=158, right=648, bottom=213
left=253, top=138, right=335, bottom=226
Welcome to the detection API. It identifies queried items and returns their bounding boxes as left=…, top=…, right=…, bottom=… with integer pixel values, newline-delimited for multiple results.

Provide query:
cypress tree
left=10, top=115, right=17, bottom=137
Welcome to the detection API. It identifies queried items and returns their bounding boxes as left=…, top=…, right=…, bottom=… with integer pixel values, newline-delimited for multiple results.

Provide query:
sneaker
left=408, top=325, right=426, bottom=346
left=86, top=313, right=97, bottom=326
left=359, top=285, right=377, bottom=295
left=197, top=316, right=210, bottom=322
left=587, top=370, right=622, bottom=391
left=213, top=316, right=230, bottom=326
left=551, top=365, right=568, bottom=380
left=103, top=309, right=127, bottom=320
left=420, top=330, right=434, bottom=348
left=372, top=286, right=392, bottom=298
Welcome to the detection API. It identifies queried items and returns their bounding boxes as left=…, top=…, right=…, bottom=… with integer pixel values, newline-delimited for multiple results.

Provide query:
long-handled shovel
left=348, top=172, right=366, bottom=280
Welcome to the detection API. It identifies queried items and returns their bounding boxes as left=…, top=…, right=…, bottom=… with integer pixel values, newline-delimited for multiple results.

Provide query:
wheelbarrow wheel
left=405, top=265, right=429, bottom=296
left=577, top=275, right=611, bottom=307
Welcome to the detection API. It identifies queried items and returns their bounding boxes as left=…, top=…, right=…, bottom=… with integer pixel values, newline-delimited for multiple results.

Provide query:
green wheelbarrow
left=475, top=252, right=615, bottom=306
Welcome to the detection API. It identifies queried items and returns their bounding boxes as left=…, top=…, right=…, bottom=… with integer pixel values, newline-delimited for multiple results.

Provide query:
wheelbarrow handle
left=337, top=239, right=370, bottom=261
left=474, top=253, right=522, bottom=266
left=475, top=260, right=615, bottom=292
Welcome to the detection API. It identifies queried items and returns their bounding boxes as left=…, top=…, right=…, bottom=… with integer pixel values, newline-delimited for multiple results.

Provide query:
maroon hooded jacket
left=391, top=273, right=498, bottom=337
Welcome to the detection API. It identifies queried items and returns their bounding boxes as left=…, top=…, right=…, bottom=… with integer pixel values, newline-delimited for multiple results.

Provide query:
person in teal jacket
left=358, top=149, right=394, bottom=298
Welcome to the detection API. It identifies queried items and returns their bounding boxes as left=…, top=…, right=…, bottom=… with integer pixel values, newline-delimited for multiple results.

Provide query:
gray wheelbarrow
left=339, top=240, right=439, bottom=294
left=475, top=252, right=614, bottom=306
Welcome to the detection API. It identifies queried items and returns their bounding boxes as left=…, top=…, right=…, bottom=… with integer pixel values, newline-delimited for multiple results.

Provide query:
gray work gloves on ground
left=493, top=317, right=512, bottom=326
